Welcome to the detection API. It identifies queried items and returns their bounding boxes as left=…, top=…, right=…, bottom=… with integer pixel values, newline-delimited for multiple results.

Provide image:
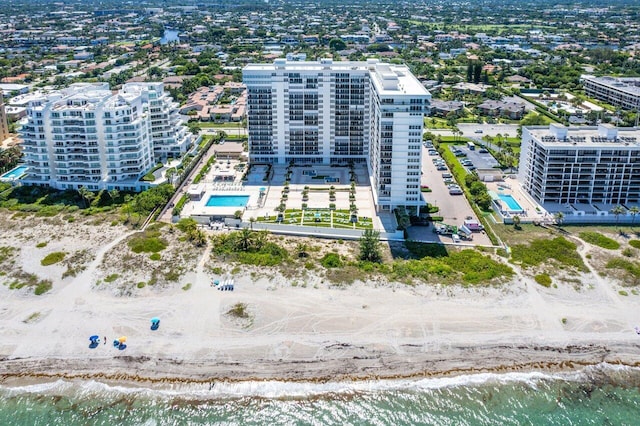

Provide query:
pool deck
left=486, top=180, right=546, bottom=223
left=188, top=189, right=257, bottom=218
left=0, top=165, right=28, bottom=181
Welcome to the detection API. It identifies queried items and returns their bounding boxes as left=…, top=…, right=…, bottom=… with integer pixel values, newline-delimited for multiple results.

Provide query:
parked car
left=428, top=150, right=438, bottom=156
left=449, top=188, right=463, bottom=195
left=474, top=129, right=483, bottom=134
left=463, top=219, right=484, bottom=231
left=479, top=148, right=489, bottom=153
left=442, top=173, right=452, bottom=179
left=437, top=165, right=448, bottom=171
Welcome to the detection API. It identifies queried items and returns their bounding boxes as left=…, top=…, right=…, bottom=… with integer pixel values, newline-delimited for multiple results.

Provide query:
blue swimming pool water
left=498, top=194, right=524, bottom=212
left=205, top=195, right=249, bottom=207
left=1, top=165, right=28, bottom=179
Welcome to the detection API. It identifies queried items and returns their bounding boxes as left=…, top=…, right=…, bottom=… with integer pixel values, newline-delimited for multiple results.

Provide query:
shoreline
left=2, top=341, right=640, bottom=389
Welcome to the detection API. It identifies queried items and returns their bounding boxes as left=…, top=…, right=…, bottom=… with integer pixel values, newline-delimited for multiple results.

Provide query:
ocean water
left=1, top=363, right=639, bottom=425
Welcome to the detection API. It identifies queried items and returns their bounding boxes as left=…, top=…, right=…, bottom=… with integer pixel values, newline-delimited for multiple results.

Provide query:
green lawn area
left=424, top=117, right=454, bottom=129
left=256, top=209, right=372, bottom=229
left=195, top=121, right=245, bottom=128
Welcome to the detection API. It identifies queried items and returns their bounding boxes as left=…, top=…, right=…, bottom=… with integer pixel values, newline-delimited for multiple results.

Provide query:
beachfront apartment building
left=20, top=82, right=190, bottom=192
left=582, top=75, right=640, bottom=111
left=243, top=58, right=431, bottom=211
left=121, top=82, right=192, bottom=160
left=519, top=123, right=640, bottom=220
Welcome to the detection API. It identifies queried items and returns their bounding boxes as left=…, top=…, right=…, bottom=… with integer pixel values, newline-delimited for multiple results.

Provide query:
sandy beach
left=1, top=215, right=640, bottom=386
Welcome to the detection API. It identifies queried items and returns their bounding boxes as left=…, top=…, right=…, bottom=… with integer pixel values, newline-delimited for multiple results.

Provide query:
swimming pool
left=498, top=194, right=524, bottom=212
left=1, top=165, right=28, bottom=180
left=205, top=195, right=250, bottom=207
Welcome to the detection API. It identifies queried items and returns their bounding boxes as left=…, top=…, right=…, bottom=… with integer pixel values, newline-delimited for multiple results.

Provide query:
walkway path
left=157, top=132, right=220, bottom=223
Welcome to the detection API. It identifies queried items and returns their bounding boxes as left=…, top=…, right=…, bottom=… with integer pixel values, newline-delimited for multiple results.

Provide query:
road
left=425, top=123, right=520, bottom=151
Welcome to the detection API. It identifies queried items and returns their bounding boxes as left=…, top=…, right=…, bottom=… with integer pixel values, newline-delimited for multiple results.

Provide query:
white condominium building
left=582, top=75, right=640, bottom=111
left=122, top=82, right=192, bottom=160
left=243, top=58, right=431, bottom=211
left=519, top=123, right=640, bottom=207
left=20, top=82, right=190, bottom=192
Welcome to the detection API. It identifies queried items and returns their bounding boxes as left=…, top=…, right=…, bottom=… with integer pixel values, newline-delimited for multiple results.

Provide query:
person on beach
left=104, top=336, right=106, bottom=345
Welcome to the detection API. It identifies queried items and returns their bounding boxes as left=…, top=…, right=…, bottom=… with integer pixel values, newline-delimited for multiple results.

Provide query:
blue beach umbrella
left=89, top=335, right=99, bottom=342
left=213, top=280, right=220, bottom=285
left=151, top=317, right=161, bottom=331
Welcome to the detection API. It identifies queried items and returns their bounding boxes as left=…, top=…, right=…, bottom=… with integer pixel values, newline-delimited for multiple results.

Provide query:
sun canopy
left=89, top=335, right=99, bottom=341
left=118, top=336, right=127, bottom=343
left=151, top=317, right=160, bottom=324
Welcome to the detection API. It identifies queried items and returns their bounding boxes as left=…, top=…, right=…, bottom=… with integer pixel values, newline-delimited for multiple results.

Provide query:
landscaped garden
left=256, top=209, right=373, bottom=230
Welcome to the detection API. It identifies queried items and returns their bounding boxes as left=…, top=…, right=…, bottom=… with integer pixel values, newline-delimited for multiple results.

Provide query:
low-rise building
left=582, top=75, right=640, bottom=111
left=477, top=100, right=525, bottom=119
left=430, top=100, right=464, bottom=117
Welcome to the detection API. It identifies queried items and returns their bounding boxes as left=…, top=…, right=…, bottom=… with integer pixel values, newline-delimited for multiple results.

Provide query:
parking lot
left=454, top=144, right=500, bottom=171
left=409, top=144, right=493, bottom=246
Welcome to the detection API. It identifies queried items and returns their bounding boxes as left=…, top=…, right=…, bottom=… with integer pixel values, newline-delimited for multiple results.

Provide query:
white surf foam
left=1, top=362, right=638, bottom=400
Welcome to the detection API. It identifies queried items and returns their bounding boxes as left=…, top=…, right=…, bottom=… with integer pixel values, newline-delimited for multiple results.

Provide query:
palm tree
left=84, top=190, right=96, bottom=207
left=108, top=189, right=120, bottom=203
left=610, top=205, right=626, bottom=229
left=236, top=227, right=254, bottom=252
left=554, top=211, right=564, bottom=226
left=123, top=194, right=134, bottom=220
left=629, top=206, right=639, bottom=228
left=78, top=186, right=90, bottom=208
left=512, top=214, right=521, bottom=230
left=296, top=243, right=309, bottom=258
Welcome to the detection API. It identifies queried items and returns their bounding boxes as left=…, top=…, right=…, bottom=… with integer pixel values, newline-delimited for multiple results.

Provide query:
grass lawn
left=424, top=117, right=454, bottom=129
left=256, top=209, right=372, bottom=229
left=194, top=122, right=245, bottom=128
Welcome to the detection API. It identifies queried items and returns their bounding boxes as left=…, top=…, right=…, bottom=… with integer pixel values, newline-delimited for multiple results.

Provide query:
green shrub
left=34, top=281, right=52, bottom=295
left=228, top=302, right=249, bottom=318
left=629, top=240, right=640, bottom=249
left=104, top=274, right=119, bottom=283
left=137, top=282, right=146, bottom=288
left=128, top=230, right=168, bottom=253
left=150, top=253, right=161, bottom=261
left=41, top=252, right=65, bottom=266
left=578, top=232, right=620, bottom=250
left=182, top=283, right=192, bottom=291
left=321, top=252, right=342, bottom=268
left=511, top=237, right=586, bottom=271
left=172, top=194, right=189, bottom=216
left=622, top=248, right=635, bottom=257
left=534, top=273, right=552, bottom=288
left=619, top=290, right=629, bottom=296
left=605, top=258, right=640, bottom=284
left=36, top=242, right=47, bottom=248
